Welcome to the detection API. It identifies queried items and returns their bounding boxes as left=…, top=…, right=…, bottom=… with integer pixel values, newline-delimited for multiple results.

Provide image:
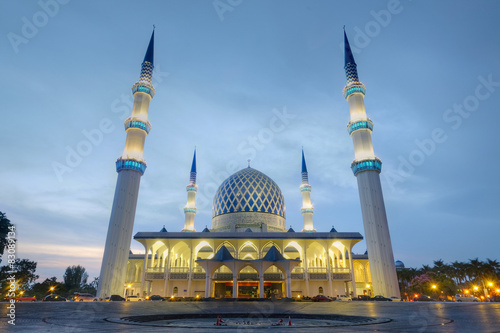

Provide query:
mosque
left=96, top=29, right=400, bottom=300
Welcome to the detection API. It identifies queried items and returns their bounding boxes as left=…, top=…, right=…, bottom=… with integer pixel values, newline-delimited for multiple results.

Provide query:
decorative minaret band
left=343, top=29, right=400, bottom=298
left=183, top=149, right=197, bottom=232
left=97, top=30, right=155, bottom=299
left=300, top=148, right=315, bottom=232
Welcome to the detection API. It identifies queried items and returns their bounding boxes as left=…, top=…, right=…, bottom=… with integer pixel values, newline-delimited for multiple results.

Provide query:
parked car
left=490, top=295, right=500, bottom=302
left=389, top=296, right=401, bottom=302
left=107, top=295, right=125, bottom=301
left=371, top=295, right=392, bottom=301
left=337, top=295, right=352, bottom=301
left=74, top=293, right=98, bottom=302
left=356, top=295, right=372, bottom=301
left=126, top=295, right=144, bottom=302
left=413, top=295, right=434, bottom=302
left=455, top=294, right=479, bottom=302
left=42, top=294, right=67, bottom=302
left=146, top=295, right=165, bottom=301
left=312, top=295, right=332, bottom=302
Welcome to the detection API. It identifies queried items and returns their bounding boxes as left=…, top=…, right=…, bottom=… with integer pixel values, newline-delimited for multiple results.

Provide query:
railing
left=192, top=273, right=206, bottom=280
left=263, top=273, right=283, bottom=280
left=145, top=272, right=164, bottom=280
left=239, top=273, right=259, bottom=280
left=214, top=273, right=233, bottom=280
left=331, top=273, right=351, bottom=281
left=309, top=273, right=328, bottom=280
left=169, top=272, right=188, bottom=280
left=291, top=273, right=304, bottom=280
left=331, top=268, right=350, bottom=274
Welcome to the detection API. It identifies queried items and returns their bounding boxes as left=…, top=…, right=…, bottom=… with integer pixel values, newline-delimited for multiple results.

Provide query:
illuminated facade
left=343, top=30, right=400, bottom=298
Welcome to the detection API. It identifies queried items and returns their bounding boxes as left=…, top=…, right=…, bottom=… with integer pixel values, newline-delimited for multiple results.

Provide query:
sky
left=1, top=0, right=499, bottom=282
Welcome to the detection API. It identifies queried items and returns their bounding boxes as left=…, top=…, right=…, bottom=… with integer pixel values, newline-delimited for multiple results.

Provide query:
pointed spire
left=301, top=148, right=309, bottom=185
left=189, top=148, right=197, bottom=184
left=343, top=28, right=360, bottom=87
left=344, top=29, right=356, bottom=67
left=143, top=28, right=154, bottom=65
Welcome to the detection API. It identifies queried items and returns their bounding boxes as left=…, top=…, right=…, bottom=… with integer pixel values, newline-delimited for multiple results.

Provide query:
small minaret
left=300, top=149, right=315, bottom=232
left=182, top=149, right=197, bottom=232
left=97, top=30, right=155, bottom=298
left=343, top=29, right=400, bottom=298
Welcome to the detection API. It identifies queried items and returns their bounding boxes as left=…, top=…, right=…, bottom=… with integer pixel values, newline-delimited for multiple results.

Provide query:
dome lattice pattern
left=212, top=168, right=285, bottom=218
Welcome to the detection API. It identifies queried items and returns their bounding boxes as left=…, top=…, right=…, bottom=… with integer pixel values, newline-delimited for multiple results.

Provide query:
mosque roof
left=134, top=231, right=363, bottom=241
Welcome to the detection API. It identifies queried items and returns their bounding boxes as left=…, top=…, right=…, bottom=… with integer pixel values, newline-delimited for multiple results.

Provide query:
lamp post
left=49, top=286, right=55, bottom=294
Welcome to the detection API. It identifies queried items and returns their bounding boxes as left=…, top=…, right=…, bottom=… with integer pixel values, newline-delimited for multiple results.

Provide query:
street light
left=49, top=286, right=55, bottom=293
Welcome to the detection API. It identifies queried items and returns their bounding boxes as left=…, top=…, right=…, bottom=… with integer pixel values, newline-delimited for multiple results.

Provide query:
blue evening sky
left=1, top=0, right=499, bottom=281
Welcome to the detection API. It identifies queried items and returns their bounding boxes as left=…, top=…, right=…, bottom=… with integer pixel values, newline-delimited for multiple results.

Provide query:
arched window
left=319, top=287, right=324, bottom=294
left=173, top=287, right=178, bottom=295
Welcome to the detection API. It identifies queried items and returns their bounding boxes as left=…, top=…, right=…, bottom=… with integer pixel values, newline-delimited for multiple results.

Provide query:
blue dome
left=395, top=260, right=405, bottom=269
left=212, top=167, right=285, bottom=218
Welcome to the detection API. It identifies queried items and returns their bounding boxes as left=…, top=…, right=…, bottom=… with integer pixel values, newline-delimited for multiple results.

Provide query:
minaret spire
left=190, top=147, right=197, bottom=184
left=98, top=30, right=157, bottom=299
left=343, top=29, right=399, bottom=298
left=301, top=148, right=308, bottom=184
left=300, top=148, right=315, bottom=232
left=183, top=148, right=198, bottom=232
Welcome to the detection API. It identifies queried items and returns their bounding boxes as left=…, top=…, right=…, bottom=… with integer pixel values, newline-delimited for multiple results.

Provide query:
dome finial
left=247, top=159, right=251, bottom=168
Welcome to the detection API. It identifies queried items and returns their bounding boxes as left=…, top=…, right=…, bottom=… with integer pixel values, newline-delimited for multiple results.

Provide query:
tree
left=63, top=265, right=88, bottom=291
left=0, top=212, right=15, bottom=263
left=29, top=277, right=66, bottom=300
left=0, top=259, right=39, bottom=299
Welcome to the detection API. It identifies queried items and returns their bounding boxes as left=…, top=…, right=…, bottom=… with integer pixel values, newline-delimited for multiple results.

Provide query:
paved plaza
left=1, top=300, right=499, bottom=332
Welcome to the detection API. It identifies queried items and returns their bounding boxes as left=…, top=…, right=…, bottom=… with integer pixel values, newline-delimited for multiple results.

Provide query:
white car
left=74, top=293, right=98, bottom=302
left=389, top=296, right=401, bottom=302
left=126, top=295, right=144, bottom=302
left=455, top=294, right=479, bottom=302
left=337, top=295, right=352, bottom=301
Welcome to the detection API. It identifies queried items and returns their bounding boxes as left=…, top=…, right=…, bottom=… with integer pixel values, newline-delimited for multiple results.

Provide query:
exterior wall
left=212, top=212, right=286, bottom=232
left=127, top=236, right=365, bottom=299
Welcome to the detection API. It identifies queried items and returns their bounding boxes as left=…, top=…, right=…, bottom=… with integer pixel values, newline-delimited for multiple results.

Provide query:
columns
left=187, top=242, right=193, bottom=296
left=303, top=243, right=310, bottom=296
left=260, top=274, right=264, bottom=298
left=140, top=246, right=149, bottom=297
left=348, top=247, right=357, bottom=297
left=325, top=246, right=333, bottom=297
left=286, top=268, right=292, bottom=298
left=205, top=272, right=211, bottom=298
left=163, top=246, right=171, bottom=297
left=232, top=272, right=238, bottom=298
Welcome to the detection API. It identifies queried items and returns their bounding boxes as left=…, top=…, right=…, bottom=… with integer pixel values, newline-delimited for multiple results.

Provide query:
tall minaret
left=182, top=149, right=197, bottom=232
left=343, top=30, right=400, bottom=298
left=97, top=30, right=155, bottom=298
left=300, top=149, right=315, bottom=232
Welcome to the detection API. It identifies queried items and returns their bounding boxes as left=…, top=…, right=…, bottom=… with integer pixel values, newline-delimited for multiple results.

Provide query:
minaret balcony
left=301, top=207, right=314, bottom=214
left=343, top=82, right=366, bottom=99
left=132, top=82, right=155, bottom=98
left=300, top=184, right=311, bottom=192
left=124, top=118, right=151, bottom=134
left=186, top=185, right=198, bottom=192
left=116, top=158, right=147, bottom=175
left=351, top=158, right=382, bottom=176
left=347, top=119, right=373, bottom=135
left=184, top=207, right=197, bottom=214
